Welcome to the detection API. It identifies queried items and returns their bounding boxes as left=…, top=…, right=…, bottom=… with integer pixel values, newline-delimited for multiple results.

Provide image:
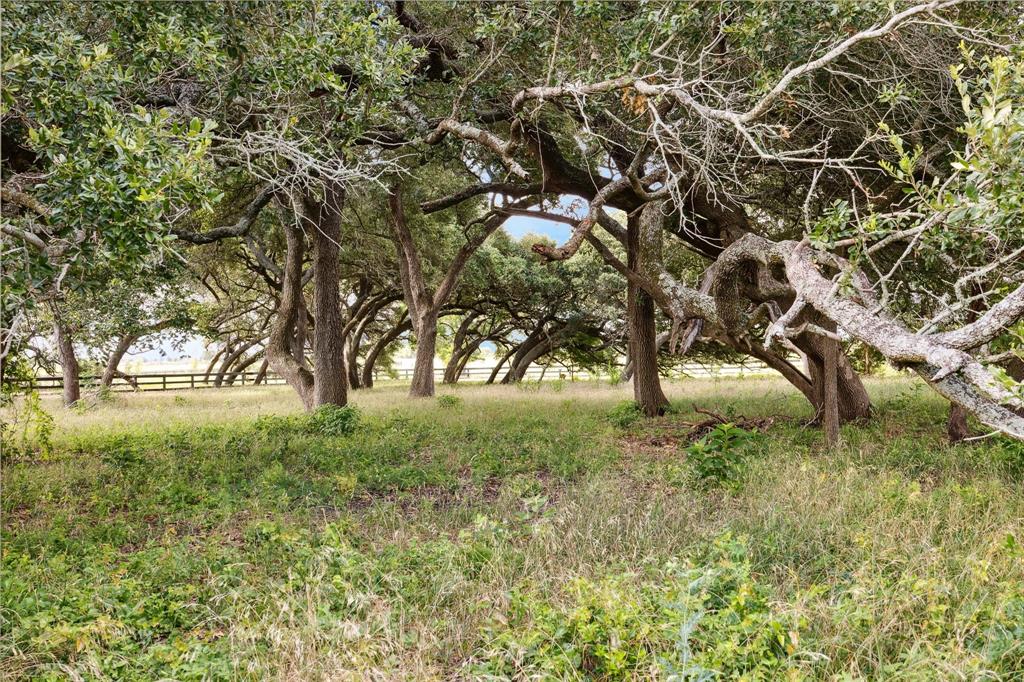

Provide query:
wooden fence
left=16, top=359, right=775, bottom=393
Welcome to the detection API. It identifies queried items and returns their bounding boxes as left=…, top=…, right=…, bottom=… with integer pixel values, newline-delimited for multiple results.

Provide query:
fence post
left=162, top=375, right=167, bottom=391
left=191, top=374, right=195, bottom=389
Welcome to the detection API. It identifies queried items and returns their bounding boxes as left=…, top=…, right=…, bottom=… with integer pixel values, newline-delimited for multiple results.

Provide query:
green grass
left=3, top=378, right=1024, bottom=680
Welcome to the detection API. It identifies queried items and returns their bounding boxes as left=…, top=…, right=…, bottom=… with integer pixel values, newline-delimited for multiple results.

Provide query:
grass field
left=3, top=377, right=1024, bottom=680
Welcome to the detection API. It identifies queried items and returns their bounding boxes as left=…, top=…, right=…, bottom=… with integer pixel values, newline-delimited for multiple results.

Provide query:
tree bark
left=293, top=298, right=309, bottom=368
left=822, top=336, right=840, bottom=447
left=795, top=331, right=872, bottom=423
left=266, top=216, right=314, bottom=410
left=253, top=358, right=269, bottom=386
left=204, top=346, right=225, bottom=383
left=225, top=350, right=263, bottom=385
left=215, top=340, right=256, bottom=387
left=50, top=302, right=80, bottom=407
left=409, top=311, right=438, bottom=397
left=504, top=333, right=558, bottom=383
left=948, top=404, right=970, bottom=443
left=448, top=338, right=485, bottom=384
left=629, top=208, right=669, bottom=416
left=621, top=331, right=669, bottom=383
left=390, top=183, right=511, bottom=397
left=307, top=185, right=348, bottom=408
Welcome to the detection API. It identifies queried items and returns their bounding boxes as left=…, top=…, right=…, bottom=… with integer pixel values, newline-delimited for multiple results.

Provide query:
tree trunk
left=100, top=334, right=139, bottom=388
left=948, top=404, right=970, bottom=443
left=449, top=338, right=484, bottom=384
left=215, top=340, right=255, bottom=387
left=293, top=298, right=309, bottom=368
left=409, top=310, right=438, bottom=397
left=307, top=185, right=348, bottom=408
left=390, top=182, right=505, bottom=398
left=254, top=358, right=269, bottom=386
left=797, top=332, right=872, bottom=423
left=347, top=331, right=364, bottom=389
left=204, top=346, right=225, bottom=383
left=621, top=331, right=669, bottom=383
left=629, top=210, right=669, bottom=416
left=266, top=217, right=314, bottom=410
left=487, top=345, right=516, bottom=384
left=50, top=302, right=80, bottom=407
left=504, top=335, right=556, bottom=383
left=443, top=314, right=479, bottom=385
left=361, top=317, right=412, bottom=389
left=822, top=336, right=840, bottom=447
left=225, top=351, right=262, bottom=385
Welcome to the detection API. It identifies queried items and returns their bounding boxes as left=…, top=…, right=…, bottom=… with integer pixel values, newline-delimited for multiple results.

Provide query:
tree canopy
left=2, top=0, right=1022, bottom=442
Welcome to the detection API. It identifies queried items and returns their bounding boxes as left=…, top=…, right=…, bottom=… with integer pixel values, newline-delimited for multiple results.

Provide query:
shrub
left=437, top=394, right=462, bottom=409
left=308, top=404, right=361, bottom=437
left=685, top=423, right=758, bottom=490
left=608, top=400, right=642, bottom=428
left=469, top=534, right=795, bottom=680
left=0, top=390, right=54, bottom=461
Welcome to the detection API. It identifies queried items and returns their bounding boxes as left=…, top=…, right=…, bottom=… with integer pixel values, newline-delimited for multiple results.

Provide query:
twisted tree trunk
left=266, top=217, right=314, bottom=410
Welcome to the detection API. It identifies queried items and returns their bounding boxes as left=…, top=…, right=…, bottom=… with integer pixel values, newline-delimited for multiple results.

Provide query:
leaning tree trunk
left=447, top=338, right=484, bottom=384
left=266, top=216, right=314, bottom=410
left=100, top=334, right=139, bottom=388
left=215, top=340, right=256, bottom=387
left=204, top=346, right=226, bottom=384
left=225, top=351, right=263, bottom=385
left=307, top=185, right=348, bottom=408
left=487, top=345, right=516, bottom=384
left=50, top=302, right=80, bottom=407
left=361, top=317, right=412, bottom=389
left=504, top=335, right=557, bottom=383
left=409, top=310, right=439, bottom=397
left=253, top=358, right=269, bottom=386
left=630, top=211, right=670, bottom=416
left=443, top=352, right=463, bottom=385
left=443, top=313, right=480, bottom=385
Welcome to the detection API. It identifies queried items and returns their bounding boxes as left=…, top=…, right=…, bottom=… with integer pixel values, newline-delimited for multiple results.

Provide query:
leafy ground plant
left=685, top=422, right=760, bottom=490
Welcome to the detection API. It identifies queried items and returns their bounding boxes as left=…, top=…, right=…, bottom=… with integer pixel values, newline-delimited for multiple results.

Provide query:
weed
left=608, top=399, right=643, bottom=428
left=437, top=394, right=463, bottom=409
left=308, top=404, right=361, bottom=436
left=685, top=422, right=759, bottom=490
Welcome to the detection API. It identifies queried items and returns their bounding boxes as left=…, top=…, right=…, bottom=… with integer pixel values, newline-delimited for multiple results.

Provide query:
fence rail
left=16, top=360, right=775, bottom=393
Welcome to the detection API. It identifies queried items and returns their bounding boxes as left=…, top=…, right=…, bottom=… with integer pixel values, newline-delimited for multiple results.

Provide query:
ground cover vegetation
left=4, top=379, right=1024, bottom=680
